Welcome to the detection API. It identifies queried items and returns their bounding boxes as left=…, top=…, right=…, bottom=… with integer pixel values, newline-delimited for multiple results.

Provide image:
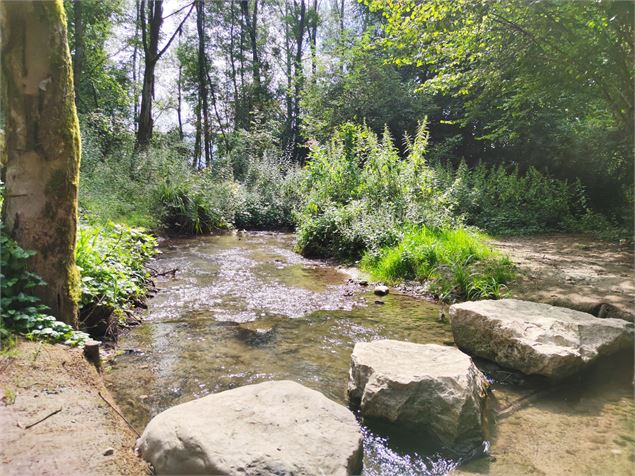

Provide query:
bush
left=296, top=122, right=459, bottom=260
left=155, top=178, right=232, bottom=234
left=437, top=160, right=592, bottom=235
left=75, top=222, right=158, bottom=312
left=361, top=226, right=515, bottom=302
left=0, top=228, right=88, bottom=346
left=79, top=121, right=303, bottom=233
left=234, top=155, right=303, bottom=230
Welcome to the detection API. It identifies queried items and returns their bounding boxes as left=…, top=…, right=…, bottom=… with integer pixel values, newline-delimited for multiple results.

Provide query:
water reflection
left=105, top=232, right=634, bottom=475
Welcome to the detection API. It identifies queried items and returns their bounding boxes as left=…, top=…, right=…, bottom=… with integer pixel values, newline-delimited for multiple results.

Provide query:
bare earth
left=492, top=234, right=634, bottom=315
left=0, top=341, right=148, bottom=476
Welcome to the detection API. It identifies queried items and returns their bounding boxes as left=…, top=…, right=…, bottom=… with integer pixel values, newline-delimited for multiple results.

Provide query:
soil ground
left=0, top=340, right=149, bottom=476
left=492, top=234, right=634, bottom=315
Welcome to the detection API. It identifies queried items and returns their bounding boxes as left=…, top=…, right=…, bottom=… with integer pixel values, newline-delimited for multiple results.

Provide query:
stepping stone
left=450, top=299, right=634, bottom=379
left=348, top=339, right=488, bottom=448
left=137, top=380, right=363, bottom=475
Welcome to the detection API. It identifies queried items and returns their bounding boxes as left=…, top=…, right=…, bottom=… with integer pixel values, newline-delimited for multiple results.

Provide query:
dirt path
left=0, top=341, right=148, bottom=476
left=492, top=234, right=634, bottom=316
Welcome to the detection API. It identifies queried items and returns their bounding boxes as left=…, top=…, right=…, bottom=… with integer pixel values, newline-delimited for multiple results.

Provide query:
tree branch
left=157, top=2, right=195, bottom=60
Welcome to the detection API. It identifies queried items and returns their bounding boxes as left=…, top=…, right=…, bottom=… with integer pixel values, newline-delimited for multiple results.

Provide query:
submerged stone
left=374, top=285, right=389, bottom=296
left=450, top=299, right=634, bottom=379
left=136, top=380, right=363, bottom=475
left=348, top=339, right=488, bottom=448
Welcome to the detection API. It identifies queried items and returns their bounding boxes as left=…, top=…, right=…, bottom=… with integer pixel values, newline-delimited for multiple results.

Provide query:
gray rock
left=450, top=299, right=634, bottom=379
left=136, top=380, right=363, bottom=475
left=348, top=340, right=488, bottom=447
left=373, top=285, right=389, bottom=296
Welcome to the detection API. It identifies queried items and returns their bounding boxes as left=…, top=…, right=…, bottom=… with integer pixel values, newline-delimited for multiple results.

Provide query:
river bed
left=105, top=232, right=634, bottom=475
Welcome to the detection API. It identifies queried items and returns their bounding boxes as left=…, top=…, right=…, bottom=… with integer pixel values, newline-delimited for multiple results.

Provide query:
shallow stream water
left=105, top=232, right=634, bottom=475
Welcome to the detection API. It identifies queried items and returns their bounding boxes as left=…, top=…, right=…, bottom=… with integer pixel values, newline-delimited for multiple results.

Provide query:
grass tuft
left=361, top=226, right=514, bottom=302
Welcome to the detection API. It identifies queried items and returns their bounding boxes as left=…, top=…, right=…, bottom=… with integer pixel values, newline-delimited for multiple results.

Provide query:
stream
left=105, top=232, right=635, bottom=475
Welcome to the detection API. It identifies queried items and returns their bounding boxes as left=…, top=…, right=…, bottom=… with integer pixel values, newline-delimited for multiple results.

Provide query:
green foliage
left=75, top=222, right=158, bottom=311
left=301, top=41, right=435, bottom=144
left=0, top=228, right=88, bottom=346
left=437, top=161, right=591, bottom=235
left=361, top=226, right=515, bottom=302
left=64, top=0, right=129, bottom=117
left=79, top=121, right=191, bottom=228
left=366, top=0, right=634, bottom=213
left=79, top=124, right=303, bottom=233
left=233, top=156, right=303, bottom=230
left=155, top=177, right=232, bottom=235
left=296, top=122, right=459, bottom=260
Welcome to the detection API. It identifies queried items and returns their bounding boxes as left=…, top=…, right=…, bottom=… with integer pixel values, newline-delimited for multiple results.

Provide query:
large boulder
left=450, top=299, right=634, bottom=379
left=137, top=380, right=363, bottom=475
left=348, top=340, right=488, bottom=448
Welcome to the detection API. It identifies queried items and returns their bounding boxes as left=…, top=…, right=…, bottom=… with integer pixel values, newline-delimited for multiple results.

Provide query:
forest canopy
left=56, top=0, right=633, bottom=215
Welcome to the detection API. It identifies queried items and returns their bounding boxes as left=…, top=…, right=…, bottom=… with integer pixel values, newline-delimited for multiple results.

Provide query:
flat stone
left=137, top=380, right=363, bottom=475
left=450, top=299, right=634, bottom=379
left=348, top=340, right=488, bottom=447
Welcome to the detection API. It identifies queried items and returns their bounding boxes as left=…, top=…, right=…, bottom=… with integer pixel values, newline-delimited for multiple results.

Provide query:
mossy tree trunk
left=1, top=0, right=81, bottom=326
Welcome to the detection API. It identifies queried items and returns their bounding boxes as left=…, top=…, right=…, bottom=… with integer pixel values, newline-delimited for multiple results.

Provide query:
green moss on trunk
left=1, top=0, right=81, bottom=326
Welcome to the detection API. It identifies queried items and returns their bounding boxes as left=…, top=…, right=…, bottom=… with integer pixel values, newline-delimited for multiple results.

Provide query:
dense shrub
left=75, top=222, right=158, bottom=312
left=0, top=228, right=88, bottom=346
left=295, top=121, right=603, bottom=300
left=79, top=123, right=303, bottom=233
left=233, top=156, right=303, bottom=230
left=296, top=122, right=459, bottom=261
left=361, top=226, right=515, bottom=302
left=436, top=161, right=591, bottom=235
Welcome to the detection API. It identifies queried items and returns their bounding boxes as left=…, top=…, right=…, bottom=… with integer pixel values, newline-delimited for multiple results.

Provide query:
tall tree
left=196, top=0, right=212, bottom=164
left=240, top=0, right=262, bottom=109
left=72, top=0, right=84, bottom=104
left=307, top=0, right=319, bottom=79
left=66, top=0, right=128, bottom=117
left=136, top=0, right=194, bottom=148
left=367, top=0, right=634, bottom=209
left=286, top=0, right=307, bottom=159
left=1, top=0, right=82, bottom=325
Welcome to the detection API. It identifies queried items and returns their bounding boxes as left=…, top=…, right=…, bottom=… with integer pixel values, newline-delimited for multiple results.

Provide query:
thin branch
left=98, top=391, right=140, bottom=437
left=23, top=408, right=62, bottom=429
left=162, top=1, right=195, bottom=20
left=157, top=2, right=196, bottom=59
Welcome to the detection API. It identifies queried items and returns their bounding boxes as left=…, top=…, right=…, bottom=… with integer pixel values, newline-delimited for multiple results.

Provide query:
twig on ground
left=98, top=391, right=140, bottom=437
left=22, top=407, right=62, bottom=429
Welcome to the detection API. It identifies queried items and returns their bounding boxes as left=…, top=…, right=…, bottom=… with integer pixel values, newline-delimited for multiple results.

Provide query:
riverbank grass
left=361, top=226, right=514, bottom=302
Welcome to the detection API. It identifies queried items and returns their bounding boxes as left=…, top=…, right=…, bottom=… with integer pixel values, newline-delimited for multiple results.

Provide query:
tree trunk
left=229, top=0, right=240, bottom=126
left=196, top=0, right=212, bottom=165
left=177, top=64, right=184, bottom=141
left=1, top=0, right=82, bottom=325
left=283, top=1, right=293, bottom=146
left=136, top=0, right=162, bottom=149
left=291, top=0, right=307, bottom=159
left=137, top=57, right=157, bottom=148
left=136, top=0, right=194, bottom=149
left=72, top=0, right=84, bottom=108
left=132, top=0, right=140, bottom=132
left=241, top=0, right=261, bottom=114
left=309, top=0, right=318, bottom=79
left=194, top=97, right=202, bottom=168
